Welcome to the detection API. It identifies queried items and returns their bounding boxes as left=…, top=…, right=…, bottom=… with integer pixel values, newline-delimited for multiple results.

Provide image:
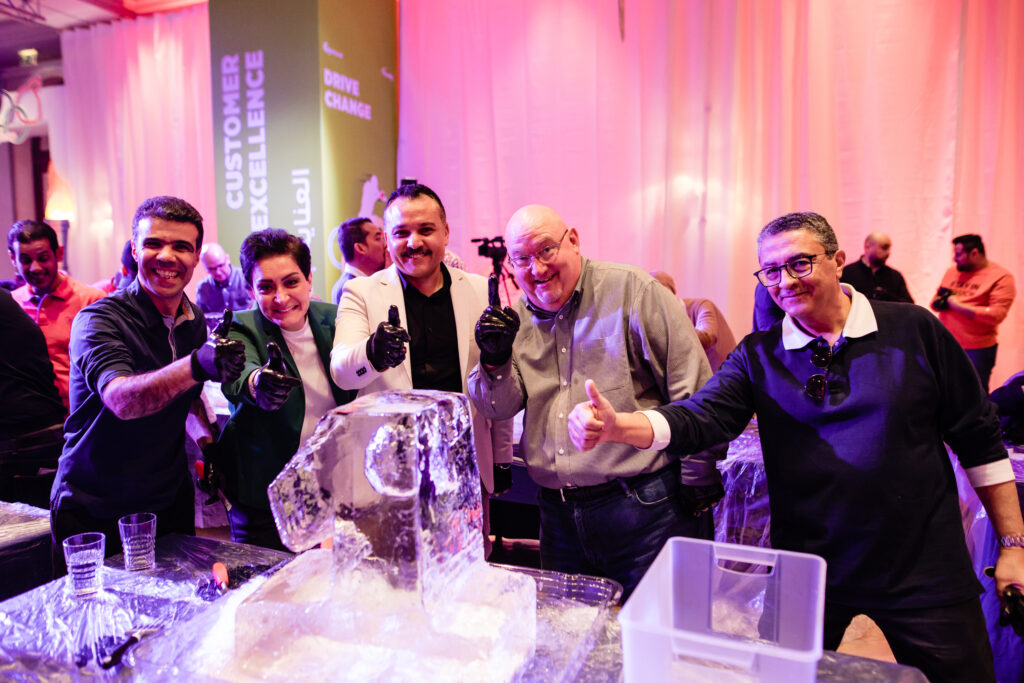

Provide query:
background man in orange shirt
left=932, top=233, right=1016, bottom=391
left=8, top=220, right=105, bottom=411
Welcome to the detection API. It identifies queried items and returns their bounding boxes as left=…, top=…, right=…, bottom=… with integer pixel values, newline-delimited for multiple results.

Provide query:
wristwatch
left=998, top=534, right=1024, bottom=548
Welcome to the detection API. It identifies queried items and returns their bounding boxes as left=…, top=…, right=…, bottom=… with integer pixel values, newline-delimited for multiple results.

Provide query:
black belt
left=541, top=462, right=679, bottom=504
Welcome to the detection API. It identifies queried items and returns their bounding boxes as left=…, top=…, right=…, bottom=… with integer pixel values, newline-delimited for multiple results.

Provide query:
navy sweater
left=657, top=300, right=1006, bottom=609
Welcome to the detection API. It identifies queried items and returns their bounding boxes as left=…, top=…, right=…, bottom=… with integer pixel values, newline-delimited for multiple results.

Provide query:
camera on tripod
left=471, top=236, right=508, bottom=278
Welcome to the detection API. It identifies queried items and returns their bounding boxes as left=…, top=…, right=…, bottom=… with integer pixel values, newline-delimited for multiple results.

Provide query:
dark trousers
left=537, top=463, right=713, bottom=601
left=226, top=498, right=287, bottom=552
left=823, top=598, right=995, bottom=683
left=50, top=480, right=195, bottom=577
left=965, top=344, right=998, bottom=393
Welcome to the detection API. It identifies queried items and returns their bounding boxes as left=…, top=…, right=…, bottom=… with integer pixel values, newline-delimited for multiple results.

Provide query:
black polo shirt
left=53, top=279, right=207, bottom=519
left=399, top=264, right=462, bottom=393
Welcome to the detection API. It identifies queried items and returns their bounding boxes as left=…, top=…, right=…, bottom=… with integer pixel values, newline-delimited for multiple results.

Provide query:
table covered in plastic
left=0, top=533, right=291, bottom=679
left=0, top=500, right=51, bottom=601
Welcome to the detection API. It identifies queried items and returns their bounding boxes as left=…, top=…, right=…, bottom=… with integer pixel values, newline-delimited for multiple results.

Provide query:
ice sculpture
left=236, top=390, right=537, bottom=681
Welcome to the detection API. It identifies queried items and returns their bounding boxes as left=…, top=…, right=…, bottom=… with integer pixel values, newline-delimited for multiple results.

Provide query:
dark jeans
left=823, top=598, right=995, bottom=683
left=965, top=344, right=997, bottom=393
left=50, top=479, right=195, bottom=577
left=226, top=498, right=287, bottom=552
left=537, top=464, right=713, bottom=601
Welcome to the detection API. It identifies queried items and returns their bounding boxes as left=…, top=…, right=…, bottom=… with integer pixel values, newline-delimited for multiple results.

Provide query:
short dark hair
left=338, top=217, right=373, bottom=261
left=131, top=196, right=204, bottom=250
left=240, top=228, right=311, bottom=285
left=952, top=233, right=985, bottom=256
left=8, top=220, right=58, bottom=254
left=120, top=239, right=138, bottom=274
left=384, top=183, right=446, bottom=224
left=758, top=212, right=839, bottom=256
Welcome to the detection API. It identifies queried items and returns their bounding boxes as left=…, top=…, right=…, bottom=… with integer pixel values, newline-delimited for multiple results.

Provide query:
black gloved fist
left=366, top=305, right=410, bottom=372
left=492, top=463, right=513, bottom=496
left=252, top=342, right=302, bottom=411
left=192, top=310, right=246, bottom=383
left=476, top=275, right=520, bottom=367
left=930, top=286, right=953, bottom=311
left=196, top=441, right=226, bottom=506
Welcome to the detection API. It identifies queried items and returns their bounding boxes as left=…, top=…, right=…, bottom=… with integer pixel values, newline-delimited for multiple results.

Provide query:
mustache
left=401, top=248, right=431, bottom=258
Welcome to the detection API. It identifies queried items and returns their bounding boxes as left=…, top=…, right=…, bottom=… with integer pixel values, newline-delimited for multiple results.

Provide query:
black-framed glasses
left=508, top=229, right=569, bottom=270
left=805, top=337, right=832, bottom=400
left=753, top=253, right=829, bottom=287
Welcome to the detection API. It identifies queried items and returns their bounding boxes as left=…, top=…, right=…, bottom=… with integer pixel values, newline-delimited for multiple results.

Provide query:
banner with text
left=209, top=0, right=396, bottom=300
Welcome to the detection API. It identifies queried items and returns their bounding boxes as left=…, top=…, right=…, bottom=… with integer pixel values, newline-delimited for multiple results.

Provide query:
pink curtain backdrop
left=397, top=0, right=1023, bottom=387
left=56, top=5, right=215, bottom=299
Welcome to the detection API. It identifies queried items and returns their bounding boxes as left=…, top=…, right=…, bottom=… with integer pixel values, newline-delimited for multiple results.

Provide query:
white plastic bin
left=619, top=537, right=826, bottom=682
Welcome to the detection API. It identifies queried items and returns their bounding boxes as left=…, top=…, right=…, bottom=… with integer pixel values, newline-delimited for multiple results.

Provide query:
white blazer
left=330, top=265, right=513, bottom=492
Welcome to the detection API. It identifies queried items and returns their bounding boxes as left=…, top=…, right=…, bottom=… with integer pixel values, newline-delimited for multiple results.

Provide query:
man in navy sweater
left=569, top=212, right=1024, bottom=683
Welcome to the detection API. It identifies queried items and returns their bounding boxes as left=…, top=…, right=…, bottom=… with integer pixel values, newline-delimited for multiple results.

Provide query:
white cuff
left=965, top=456, right=1014, bottom=488
left=641, top=409, right=672, bottom=451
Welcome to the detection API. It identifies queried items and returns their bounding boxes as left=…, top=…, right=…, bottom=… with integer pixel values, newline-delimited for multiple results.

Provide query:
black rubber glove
left=366, top=305, right=410, bottom=371
left=191, top=310, right=246, bottom=383
left=196, top=441, right=226, bottom=506
left=475, top=275, right=520, bottom=367
left=251, top=342, right=302, bottom=411
left=999, top=585, right=1024, bottom=637
left=930, top=286, right=953, bottom=311
left=492, top=463, right=513, bottom=496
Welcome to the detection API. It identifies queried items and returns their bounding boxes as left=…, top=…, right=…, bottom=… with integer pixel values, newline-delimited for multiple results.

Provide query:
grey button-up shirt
left=468, top=257, right=719, bottom=489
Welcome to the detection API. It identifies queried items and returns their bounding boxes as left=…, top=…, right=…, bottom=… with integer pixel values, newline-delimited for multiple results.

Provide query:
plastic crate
left=619, top=537, right=826, bottom=682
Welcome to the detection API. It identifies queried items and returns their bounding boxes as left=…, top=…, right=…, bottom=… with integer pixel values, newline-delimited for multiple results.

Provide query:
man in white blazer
left=330, top=183, right=513, bottom=554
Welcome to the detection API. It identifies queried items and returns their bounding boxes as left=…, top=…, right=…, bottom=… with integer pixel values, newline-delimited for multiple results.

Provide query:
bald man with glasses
left=468, top=204, right=721, bottom=600
left=570, top=211, right=1024, bottom=682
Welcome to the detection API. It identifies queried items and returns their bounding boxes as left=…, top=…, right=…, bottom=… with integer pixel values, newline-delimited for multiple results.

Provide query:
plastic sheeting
left=0, top=533, right=291, bottom=680
left=714, top=421, right=772, bottom=550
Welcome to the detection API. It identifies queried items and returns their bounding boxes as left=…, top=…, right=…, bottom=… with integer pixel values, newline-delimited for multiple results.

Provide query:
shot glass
left=63, top=532, right=105, bottom=596
left=118, top=512, right=157, bottom=571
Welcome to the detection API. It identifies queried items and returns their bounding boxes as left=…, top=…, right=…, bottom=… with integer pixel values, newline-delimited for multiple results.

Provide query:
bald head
left=862, top=232, right=892, bottom=269
left=505, top=204, right=582, bottom=313
left=200, top=243, right=232, bottom=283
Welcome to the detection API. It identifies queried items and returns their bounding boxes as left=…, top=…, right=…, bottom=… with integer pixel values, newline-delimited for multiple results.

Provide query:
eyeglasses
left=508, top=229, right=569, bottom=270
left=753, top=253, right=829, bottom=287
left=805, top=337, right=832, bottom=400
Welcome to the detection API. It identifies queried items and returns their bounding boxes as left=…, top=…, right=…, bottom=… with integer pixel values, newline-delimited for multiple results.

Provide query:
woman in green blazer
left=217, top=228, right=355, bottom=549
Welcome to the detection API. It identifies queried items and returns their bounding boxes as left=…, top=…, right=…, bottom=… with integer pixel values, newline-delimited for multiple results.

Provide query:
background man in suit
left=334, top=216, right=389, bottom=303
left=330, top=183, right=512, bottom=554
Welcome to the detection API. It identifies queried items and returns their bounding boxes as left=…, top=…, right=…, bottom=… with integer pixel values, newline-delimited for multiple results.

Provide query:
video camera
left=471, top=236, right=507, bottom=279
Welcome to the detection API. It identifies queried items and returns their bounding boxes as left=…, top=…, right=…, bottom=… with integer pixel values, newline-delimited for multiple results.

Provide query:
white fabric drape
left=398, top=0, right=1024, bottom=387
left=57, top=5, right=215, bottom=295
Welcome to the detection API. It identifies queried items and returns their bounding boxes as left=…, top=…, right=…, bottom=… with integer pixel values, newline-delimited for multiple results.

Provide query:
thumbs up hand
left=251, top=341, right=302, bottom=411
left=366, top=304, right=410, bottom=371
left=568, top=380, right=617, bottom=451
left=192, top=309, right=246, bottom=383
left=475, top=275, right=520, bottom=367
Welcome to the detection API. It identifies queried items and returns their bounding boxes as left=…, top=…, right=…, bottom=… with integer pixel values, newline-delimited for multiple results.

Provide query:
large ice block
left=268, top=390, right=485, bottom=603
left=251, top=390, right=536, bottom=680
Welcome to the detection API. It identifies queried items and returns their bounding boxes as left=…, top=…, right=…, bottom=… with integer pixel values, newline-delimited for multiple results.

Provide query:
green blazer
left=218, top=301, right=355, bottom=510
